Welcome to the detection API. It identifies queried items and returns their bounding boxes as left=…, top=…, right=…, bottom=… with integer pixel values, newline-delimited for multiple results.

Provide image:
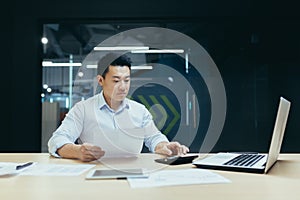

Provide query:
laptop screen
left=264, top=97, right=291, bottom=173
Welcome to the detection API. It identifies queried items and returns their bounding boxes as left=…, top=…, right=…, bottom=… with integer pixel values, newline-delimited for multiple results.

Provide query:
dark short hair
left=97, top=53, right=132, bottom=78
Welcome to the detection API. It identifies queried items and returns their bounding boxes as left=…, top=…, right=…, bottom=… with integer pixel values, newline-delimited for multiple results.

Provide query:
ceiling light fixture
left=93, top=46, right=149, bottom=51
left=42, top=61, right=82, bottom=67
left=86, top=64, right=152, bottom=70
left=131, top=49, right=184, bottom=54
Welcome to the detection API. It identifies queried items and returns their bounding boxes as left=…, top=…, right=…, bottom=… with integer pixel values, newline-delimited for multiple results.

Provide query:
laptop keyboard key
left=224, top=154, right=264, bottom=167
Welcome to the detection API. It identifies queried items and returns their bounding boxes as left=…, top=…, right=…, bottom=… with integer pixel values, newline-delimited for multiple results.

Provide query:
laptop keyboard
left=223, top=154, right=265, bottom=167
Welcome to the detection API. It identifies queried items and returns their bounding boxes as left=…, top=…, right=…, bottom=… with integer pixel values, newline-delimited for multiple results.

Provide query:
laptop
left=193, top=96, right=291, bottom=174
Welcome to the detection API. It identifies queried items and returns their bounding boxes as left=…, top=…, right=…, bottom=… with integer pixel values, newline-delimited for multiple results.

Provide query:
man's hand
left=155, top=141, right=189, bottom=156
left=57, top=143, right=105, bottom=162
left=78, top=143, right=105, bottom=162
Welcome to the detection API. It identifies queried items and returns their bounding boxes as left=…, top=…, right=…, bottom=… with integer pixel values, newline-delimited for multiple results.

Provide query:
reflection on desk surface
left=267, top=159, right=300, bottom=179
left=0, top=153, right=300, bottom=200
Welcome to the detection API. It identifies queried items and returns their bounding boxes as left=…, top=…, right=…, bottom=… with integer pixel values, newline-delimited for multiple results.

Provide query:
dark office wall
left=1, top=2, right=13, bottom=151
left=2, top=0, right=300, bottom=152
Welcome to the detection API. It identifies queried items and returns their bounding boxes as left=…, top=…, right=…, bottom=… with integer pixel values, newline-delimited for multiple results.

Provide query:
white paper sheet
left=0, top=162, right=35, bottom=176
left=93, top=128, right=144, bottom=159
left=19, top=163, right=95, bottom=176
left=127, top=168, right=231, bottom=188
left=92, top=109, right=160, bottom=158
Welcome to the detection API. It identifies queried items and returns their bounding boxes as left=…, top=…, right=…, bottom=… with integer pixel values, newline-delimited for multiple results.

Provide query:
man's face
left=98, top=65, right=130, bottom=105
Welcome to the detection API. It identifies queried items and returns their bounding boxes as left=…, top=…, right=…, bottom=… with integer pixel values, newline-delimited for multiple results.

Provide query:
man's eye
left=113, top=80, right=119, bottom=83
left=125, top=79, right=130, bottom=83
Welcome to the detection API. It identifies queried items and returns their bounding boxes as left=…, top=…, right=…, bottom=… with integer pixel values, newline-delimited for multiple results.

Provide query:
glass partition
left=41, top=21, right=227, bottom=153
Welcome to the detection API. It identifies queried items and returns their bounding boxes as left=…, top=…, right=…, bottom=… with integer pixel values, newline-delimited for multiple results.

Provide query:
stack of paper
left=0, top=162, right=95, bottom=176
left=127, top=168, right=231, bottom=188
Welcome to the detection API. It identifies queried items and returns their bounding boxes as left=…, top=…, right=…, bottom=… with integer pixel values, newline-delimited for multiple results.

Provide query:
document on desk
left=127, top=168, right=231, bottom=188
left=19, top=163, right=95, bottom=176
left=0, top=162, right=35, bottom=176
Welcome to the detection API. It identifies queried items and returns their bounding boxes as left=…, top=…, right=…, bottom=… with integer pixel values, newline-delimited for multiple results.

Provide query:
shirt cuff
left=145, top=133, right=169, bottom=152
left=48, top=137, right=73, bottom=158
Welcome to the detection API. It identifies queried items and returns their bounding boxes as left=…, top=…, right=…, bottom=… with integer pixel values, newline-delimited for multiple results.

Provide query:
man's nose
left=118, top=81, right=126, bottom=89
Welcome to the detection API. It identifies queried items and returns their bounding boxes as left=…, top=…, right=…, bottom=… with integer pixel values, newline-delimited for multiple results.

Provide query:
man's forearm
left=57, top=143, right=81, bottom=159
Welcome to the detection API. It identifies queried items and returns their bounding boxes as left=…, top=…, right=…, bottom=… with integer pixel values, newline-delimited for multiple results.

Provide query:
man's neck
left=110, top=101, right=122, bottom=111
left=102, top=93, right=122, bottom=111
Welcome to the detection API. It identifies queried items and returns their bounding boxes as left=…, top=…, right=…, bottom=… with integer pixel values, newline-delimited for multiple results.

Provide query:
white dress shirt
left=48, top=92, right=169, bottom=157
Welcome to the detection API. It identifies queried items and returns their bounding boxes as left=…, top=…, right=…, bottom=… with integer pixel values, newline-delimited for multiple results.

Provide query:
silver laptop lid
left=265, top=97, right=291, bottom=173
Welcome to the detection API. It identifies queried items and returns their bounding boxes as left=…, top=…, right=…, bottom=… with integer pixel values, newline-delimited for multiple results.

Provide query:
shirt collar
left=98, top=91, right=129, bottom=112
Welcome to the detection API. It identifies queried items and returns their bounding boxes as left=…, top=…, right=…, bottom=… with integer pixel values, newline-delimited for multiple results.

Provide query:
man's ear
left=97, top=75, right=104, bottom=86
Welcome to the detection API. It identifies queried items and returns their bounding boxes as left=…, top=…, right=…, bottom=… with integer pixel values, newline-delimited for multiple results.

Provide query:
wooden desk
left=1, top=153, right=300, bottom=200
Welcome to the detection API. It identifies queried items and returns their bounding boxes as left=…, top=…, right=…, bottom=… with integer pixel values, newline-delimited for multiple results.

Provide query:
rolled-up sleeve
left=48, top=103, right=84, bottom=157
left=48, top=132, right=74, bottom=157
left=141, top=107, right=169, bottom=152
left=144, top=132, right=169, bottom=152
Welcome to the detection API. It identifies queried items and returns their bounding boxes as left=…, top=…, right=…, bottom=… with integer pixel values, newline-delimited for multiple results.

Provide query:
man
left=48, top=53, right=189, bottom=162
